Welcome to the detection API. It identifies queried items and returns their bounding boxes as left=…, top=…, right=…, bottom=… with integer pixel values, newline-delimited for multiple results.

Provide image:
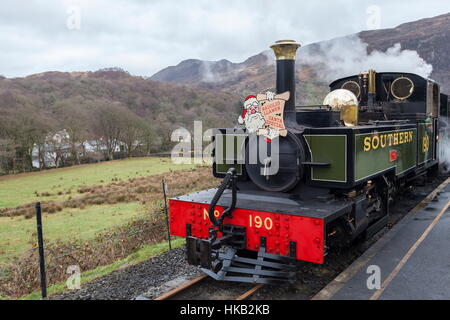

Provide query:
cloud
left=0, top=0, right=448, bottom=78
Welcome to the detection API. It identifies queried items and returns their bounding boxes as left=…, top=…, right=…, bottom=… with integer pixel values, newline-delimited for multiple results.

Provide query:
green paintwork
left=214, top=133, right=246, bottom=175
left=216, top=163, right=243, bottom=175
left=418, top=122, right=434, bottom=164
left=354, top=128, right=417, bottom=181
left=213, top=121, right=436, bottom=183
left=304, top=135, right=347, bottom=182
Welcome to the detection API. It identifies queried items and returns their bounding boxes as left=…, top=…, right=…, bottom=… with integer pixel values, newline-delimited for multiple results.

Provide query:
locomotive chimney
left=270, top=40, right=301, bottom=127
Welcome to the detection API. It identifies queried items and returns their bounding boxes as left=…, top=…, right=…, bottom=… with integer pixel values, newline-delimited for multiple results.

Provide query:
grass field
left=0, top=157, right=197, bottom=262
left=0, top=202, right=145, bottom=261
left=0, top=157, right=217, bottom=299
left=0, top=157, right=194, bottom=209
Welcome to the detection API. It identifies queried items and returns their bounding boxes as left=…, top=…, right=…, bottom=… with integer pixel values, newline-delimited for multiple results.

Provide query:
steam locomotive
left=169, top=40, right=449, bottom=284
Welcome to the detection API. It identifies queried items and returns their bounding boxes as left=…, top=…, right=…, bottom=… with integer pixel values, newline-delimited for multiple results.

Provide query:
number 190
left=249, top=214, right=273, bottom=230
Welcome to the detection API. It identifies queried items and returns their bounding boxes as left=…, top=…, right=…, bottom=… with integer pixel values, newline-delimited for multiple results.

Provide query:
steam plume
left=299, top=35, right=433, bottom=81
left=440, top=117, right=450, bottom=173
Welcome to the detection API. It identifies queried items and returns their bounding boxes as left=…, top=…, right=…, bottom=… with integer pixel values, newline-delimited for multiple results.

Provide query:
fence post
left=162, top=180, right=172, bottom=250
left=35, top=202, right=47, bottom=299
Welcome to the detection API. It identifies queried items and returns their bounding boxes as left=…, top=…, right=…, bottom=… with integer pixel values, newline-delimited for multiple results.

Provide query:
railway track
left=154, top=274, right=264, bottom=300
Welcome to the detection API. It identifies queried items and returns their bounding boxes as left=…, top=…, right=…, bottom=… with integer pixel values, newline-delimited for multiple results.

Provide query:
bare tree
left=0, top=137, right=15, bottom=174
left=60, top=106, right=89, bottom=165
left=4, top=109, right=51, bottom=171
left=36, top=143, right=47, bottom=169
left=121, top=112, right=147, bottom=157
left=92, top=104, right=127, bottom=160
left=141, top=123, right=156, bottom=155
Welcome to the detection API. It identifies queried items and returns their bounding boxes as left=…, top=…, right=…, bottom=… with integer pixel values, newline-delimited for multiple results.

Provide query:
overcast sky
left=0, top=0, right=448, bottom=78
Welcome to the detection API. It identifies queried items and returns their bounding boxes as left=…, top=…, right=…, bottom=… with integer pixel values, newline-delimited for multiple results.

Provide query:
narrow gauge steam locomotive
left=169, top=40, right=449, bottom=284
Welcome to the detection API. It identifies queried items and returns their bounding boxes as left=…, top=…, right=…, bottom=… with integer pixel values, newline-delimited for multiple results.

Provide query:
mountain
left=0, top=68, right=241, bottom=164
left=150, top=13, right=450, bottom=103
left=151, top=51, right=327, bottom=105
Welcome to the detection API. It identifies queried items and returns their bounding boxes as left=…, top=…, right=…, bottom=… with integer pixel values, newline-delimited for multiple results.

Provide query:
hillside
left=0, top=68, right=239, bottom=172
left=151, top=13, right=450, bottom=102
left=0, top=68, right=240, bottom=131
left=0, top=68, right=240, bottom=172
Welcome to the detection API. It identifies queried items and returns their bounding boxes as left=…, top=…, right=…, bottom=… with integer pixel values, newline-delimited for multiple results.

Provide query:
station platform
left=314, top=178, right=450, bottom=300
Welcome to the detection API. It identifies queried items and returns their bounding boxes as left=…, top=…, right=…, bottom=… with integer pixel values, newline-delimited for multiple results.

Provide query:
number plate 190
left=202, top=208, right=274, bottom=231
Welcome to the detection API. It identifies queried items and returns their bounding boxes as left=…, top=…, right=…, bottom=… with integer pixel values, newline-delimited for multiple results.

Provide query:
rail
left=153, top=274, right=264, bottom=300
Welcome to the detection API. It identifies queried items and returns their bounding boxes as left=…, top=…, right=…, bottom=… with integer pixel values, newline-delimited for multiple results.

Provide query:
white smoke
left=200, top=60, right=242, bottom=83
left=299, top=35, right=433, bottom=82
left=200, top=61, right=217, bottom=82
left=440, top=117, right=450, bottom=173
left=261, top=49, right=275, bottom=66
left=198, top=35, right=434, bottom=95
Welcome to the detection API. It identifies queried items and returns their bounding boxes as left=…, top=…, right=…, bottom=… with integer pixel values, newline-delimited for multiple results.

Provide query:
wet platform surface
left=315, top=182, right=450, bottom=300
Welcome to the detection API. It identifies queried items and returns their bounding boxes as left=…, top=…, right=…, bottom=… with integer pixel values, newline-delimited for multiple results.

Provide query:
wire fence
left=0, top=205, right=161, bottom=259
left=0, top=206, right=171, bottom=299
left=0, top=166, right=217, bottom=299
left=0, top=180, right=175, bottom=299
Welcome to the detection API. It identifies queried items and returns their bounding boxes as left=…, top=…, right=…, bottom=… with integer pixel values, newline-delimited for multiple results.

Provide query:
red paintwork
left=390, top=150, right=397, bottom=162
left=169, top=199, right=325, bottom=264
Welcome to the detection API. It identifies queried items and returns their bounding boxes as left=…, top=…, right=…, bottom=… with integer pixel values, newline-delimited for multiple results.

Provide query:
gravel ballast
left=51, top=247, right=201, bottom=300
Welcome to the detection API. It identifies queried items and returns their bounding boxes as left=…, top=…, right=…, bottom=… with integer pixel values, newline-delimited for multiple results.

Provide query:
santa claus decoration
left=238, top=95, right=266, bottom=134
left=238, top=91, right=289, bottom=140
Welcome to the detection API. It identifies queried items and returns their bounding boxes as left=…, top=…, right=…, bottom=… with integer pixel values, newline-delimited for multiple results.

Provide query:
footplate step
left=202, top=247, right=297, bottom=285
